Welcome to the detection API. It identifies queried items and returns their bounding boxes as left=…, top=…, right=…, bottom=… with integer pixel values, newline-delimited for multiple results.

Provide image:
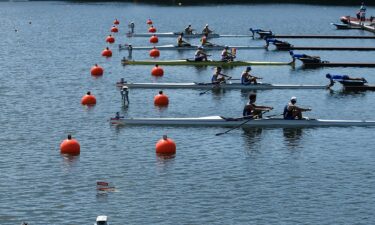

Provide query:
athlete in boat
left=202, top=24, right=213, bottom=35
left=177, top=33, right=191, bottom=47
left=221, top=46, right=235, bottom=62
left=289, top=51, right=321, bottom=63
left=283, top=96, right=311, bottom=120
left=241, top=66, right=262, bottom=85
left=184, top=24, right=194, bottom=35
left=200, top=33, right=214, bottom=46
left=194, top=46, right=209, bottom=61
left=243, top=93, right=273, bottom=118
left=211, top=67, right=231, bottom=84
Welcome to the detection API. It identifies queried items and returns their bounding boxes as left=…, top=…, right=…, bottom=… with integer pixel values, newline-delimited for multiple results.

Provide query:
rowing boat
left=110, top=116, right=375, bottom=128
left=331, top=23, right=361, bottom=30
left=126, top=32, right=253, bottom=38
left=119, top=44, right=265, bottom=51
left=121, top=58, right=292, bottom=67
left=116, top=81, right=327, bottom=90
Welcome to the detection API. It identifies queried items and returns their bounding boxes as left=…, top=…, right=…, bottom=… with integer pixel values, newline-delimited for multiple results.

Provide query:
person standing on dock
left=243, top=93, right=273, bottom=118
left=359, top=2, right=366, bottom=25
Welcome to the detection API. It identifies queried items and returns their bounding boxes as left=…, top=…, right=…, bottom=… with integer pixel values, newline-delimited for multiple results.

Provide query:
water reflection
left=283, top=128, right=303, bottom=148
left=242, top=128, right=263, bottom=156
left=60, top=154, right=80, bottom=172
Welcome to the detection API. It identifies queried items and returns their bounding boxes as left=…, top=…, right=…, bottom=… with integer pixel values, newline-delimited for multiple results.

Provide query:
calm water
left=0, top=2, right=375, bottom=224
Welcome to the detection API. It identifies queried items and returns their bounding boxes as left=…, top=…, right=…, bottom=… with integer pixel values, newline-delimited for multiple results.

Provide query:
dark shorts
left=195, top=56, right=204, bottom=61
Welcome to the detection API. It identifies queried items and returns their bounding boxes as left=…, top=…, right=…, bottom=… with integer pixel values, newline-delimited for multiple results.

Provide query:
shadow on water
left=283, top=128, right=303, bottom=149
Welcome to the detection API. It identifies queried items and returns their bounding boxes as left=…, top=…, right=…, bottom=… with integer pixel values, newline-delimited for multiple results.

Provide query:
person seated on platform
left=194, top=46, right=209, bottom=61
left=177, top=33, right=191, bottom=47
left=283, top=96, right=311, bottom=120
left=243, top=93, right=273, bottom=119
left=211, top=67, right=231, bottom=84
left=241, top=66, right=262, bottom=85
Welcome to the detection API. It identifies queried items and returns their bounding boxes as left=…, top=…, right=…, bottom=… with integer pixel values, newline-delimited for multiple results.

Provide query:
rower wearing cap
left=221, top=46, right=235, bottom=62
left=243, top=93, right=273, bottom=118
left=202, top=24, right=213, bottom=35
left=200, top=33, right=214, bottom=47
left=241, top=66, right=262, bottom=85
left=177, top=32, right=191, bottom=47
left=211, top=66, right=231, bottom=84
left=194, top=46, right=209, bottom=61
left=283, top=97, right=311, bottom=120
left=184, top=24, right=194, bottom=35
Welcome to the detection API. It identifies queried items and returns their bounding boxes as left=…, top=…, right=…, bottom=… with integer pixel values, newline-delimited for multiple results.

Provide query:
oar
left=215, top=111, right=269, bottom=136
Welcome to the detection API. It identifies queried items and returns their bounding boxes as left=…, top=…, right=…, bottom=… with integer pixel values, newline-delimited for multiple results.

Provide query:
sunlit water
left=0, top=2, right=375, bottom=224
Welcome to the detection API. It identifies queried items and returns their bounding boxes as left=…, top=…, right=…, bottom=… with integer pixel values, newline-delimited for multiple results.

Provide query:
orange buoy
left=90, top=64, right=104, bottom=76
left=146, top=19, right=153, bottom=25
left=81, top=91, right=97, bottom=105
left=148, top=25, right=156, bottom=33
left=149, top=35, right=158, bottom=44
left=149, top=47, right=160, bottom=58
left=101, top=47, right=112, bottom=57
left=154, top=90, right=169, bottom=106
left=60, top=134, right=80, bottom=155
left=106, top=34, right=115, bottom=43
left=111, top=26, right=119, bottom=33
left=151, top=64, right=164, bottom=76
left=156, top=135, right=176, bottom=155
left=114, top=19, right=120, bottom=25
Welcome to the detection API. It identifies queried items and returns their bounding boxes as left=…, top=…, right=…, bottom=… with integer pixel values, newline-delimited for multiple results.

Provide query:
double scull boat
left=116, top=80, right=327, bottom=90
left=119, top=44, right=265, bottom=51
left=110, top=116, right=375, bottom=128
left=121, top=58, right=293, bottom=67
left=126, top=32, right=253, bottom=38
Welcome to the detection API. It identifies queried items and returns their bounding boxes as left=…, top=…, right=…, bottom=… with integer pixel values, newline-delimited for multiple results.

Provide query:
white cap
left=291, top=96, right=297, bottom=101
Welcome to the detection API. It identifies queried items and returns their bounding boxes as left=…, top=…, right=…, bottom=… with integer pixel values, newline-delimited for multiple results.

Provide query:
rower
left=211, top=67, right=231, bottom=84
left=241, top=66, right=262, bottom=85
left=184, top=24, right=194, bottom=35
left=177, top=33, right=191, bottom=47
left=242, top=93, right=273, bottom=119
left=221, top=46, right=235, bottom=62
left=202, top=24, right=213, bottom=35
left=200, top=33, right=214, bottom=47
left=194, top=46, right=209, bottom=61
left=283, top=96, right=311, bottom=120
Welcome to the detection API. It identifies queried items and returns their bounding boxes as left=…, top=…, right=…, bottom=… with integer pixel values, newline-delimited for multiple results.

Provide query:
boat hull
left=126, top=32, right=252, bottom=38
left=116, top=82, right=327, bottom=90
left=110, top=116, right=375, bottom=128
left=119, top=44, right=265, bottom=51
left=121, top=59, right=292, bottom=67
